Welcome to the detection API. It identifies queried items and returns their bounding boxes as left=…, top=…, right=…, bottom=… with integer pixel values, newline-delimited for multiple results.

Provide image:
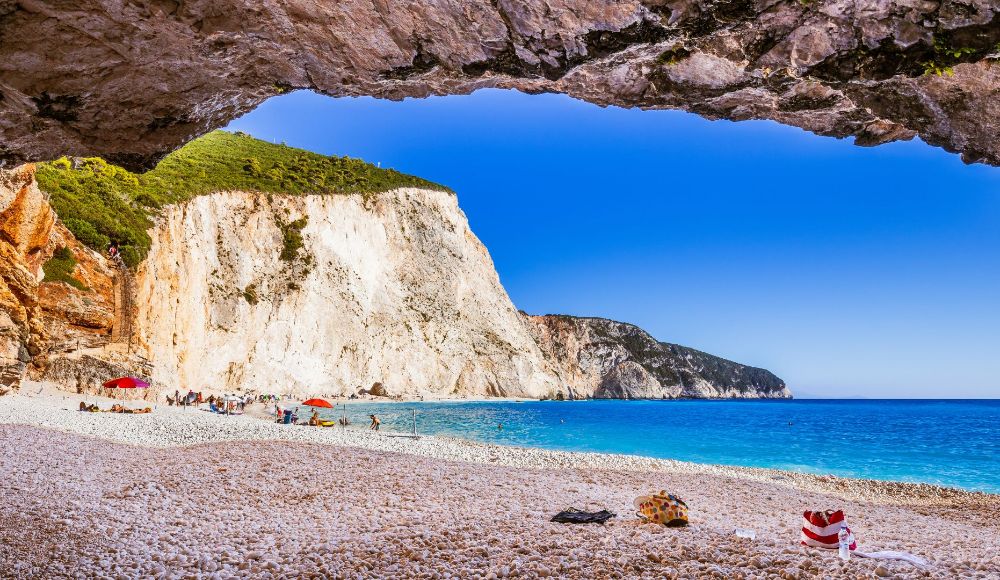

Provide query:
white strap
left=854, top=551, right=928, bottom=568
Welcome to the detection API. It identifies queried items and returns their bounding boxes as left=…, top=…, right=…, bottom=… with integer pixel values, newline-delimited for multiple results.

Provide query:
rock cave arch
left=0, top=0, right=998, bottom=170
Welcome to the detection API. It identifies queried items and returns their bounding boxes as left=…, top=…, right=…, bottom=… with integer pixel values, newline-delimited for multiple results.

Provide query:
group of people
left=78, top=401, right=152, bottom=414
left=107, top=242, right=125, bottom=266
left=165, top=390, right=260, bottom=415
left=165, top=390, right=202, bottom=407
left=276, top=405, right=300, bottom=424
left=209, top=394, right=252, bottom=414
left=161, top=387, right=389, bottom=431
left=306, top=409, right=351, bottom=427
left=272, top=404, right=380, bottom=430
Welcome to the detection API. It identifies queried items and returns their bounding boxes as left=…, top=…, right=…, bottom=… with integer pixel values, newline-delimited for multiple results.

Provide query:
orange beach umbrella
left=302, top=398, right=333, bottom=408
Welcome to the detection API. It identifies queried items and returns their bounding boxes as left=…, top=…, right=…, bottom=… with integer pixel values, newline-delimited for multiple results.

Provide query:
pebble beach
left=1, top=391, right=998, bottom=579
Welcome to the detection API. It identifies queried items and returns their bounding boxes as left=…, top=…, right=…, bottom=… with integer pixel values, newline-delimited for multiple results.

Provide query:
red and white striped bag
left=801, top=510, right=856, bottom=550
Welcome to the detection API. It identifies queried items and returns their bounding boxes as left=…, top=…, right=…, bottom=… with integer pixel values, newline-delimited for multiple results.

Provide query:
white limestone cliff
left=135, top=189, right=562, bottom=398
left=0, top=170, right=788, bottom=400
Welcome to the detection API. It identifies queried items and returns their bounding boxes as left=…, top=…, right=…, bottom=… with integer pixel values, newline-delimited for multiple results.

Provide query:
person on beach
left=309, top=409, right=321, bottom=426
left=369, top=414, right=380, bottom=431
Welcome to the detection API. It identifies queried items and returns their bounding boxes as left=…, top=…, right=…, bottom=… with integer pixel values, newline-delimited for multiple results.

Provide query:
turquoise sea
left=313, top=399, right=1000, bottom=493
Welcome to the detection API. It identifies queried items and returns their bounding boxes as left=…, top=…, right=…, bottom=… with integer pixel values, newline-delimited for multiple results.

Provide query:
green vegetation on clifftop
left=35, top=131, right=450, bottom=267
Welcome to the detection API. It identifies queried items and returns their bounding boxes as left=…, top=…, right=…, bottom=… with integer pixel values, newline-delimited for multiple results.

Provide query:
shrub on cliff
left=42, top=247, right=88, bottom=291
left=279, top=217, right=308, bottom=262
left=36, top=131, right=450, bottom=268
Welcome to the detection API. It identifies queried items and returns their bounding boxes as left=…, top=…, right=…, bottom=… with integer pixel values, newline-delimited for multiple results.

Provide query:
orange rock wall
left=0, top=165, right=116, bottom=393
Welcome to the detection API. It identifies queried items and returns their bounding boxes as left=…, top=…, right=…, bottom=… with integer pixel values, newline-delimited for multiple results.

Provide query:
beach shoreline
left=2, top=389, right=995, bottom=503
left=2, top=391, right=998, bottom=578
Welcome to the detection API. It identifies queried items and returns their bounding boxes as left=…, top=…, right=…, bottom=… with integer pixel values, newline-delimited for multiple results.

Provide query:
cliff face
left=133, top=189, right=788, bottom=399
left=0, top=165, right=122, bottom=392
left=1, top=1, right=998, bottom=169
left=526, top=314, right=791, bottom=399
left=135, top=189, right=562, bottom=398
left=0, top=165, right=48, bottom=393
left=0, top=166, right=788, bottom=399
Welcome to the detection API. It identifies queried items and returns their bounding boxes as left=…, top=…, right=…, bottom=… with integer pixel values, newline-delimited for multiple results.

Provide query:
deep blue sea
left=313, top=399, right=1000, bottom=493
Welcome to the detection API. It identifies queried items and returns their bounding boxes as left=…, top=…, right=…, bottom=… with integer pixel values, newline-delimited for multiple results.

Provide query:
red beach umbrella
left=102, top=376, right=150, bottom=403
left=102, top=377, right=150, bottom=389
left=302, top=398, right=333, bottom=408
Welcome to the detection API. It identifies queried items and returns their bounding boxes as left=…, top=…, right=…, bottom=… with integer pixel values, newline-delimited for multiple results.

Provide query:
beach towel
left=634, top=491, right=688, bottom=527
left=801, top=510, right=856, bottom=550
left=551, top=508, right=616, bottom=524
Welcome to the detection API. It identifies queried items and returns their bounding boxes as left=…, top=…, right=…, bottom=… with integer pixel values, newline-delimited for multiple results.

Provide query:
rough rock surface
left=35, top=223, right=117, bottom=352
left=41, top=350, right=155, bottom=400
left=526, top=314, right=791, bottom=399
left=0, top=1, right=998, bottom=169
left=0, top=165, right=48, bottom=393
left=0, top=167, right=112, bottom=389
left=134, top=189, right=564, bottom=398
left=0, top=165, right=125, bottom=394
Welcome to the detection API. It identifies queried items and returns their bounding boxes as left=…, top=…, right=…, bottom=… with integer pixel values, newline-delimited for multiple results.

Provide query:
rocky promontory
left=526, top=314, right=790, bottom=399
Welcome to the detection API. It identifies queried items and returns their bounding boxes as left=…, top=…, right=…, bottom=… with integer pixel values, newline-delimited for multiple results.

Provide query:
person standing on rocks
left=369, top=414, right=380, bottom=431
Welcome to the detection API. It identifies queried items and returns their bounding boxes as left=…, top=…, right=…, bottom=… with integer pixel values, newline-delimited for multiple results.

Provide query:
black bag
left=550, top=508, right=616, bottom=524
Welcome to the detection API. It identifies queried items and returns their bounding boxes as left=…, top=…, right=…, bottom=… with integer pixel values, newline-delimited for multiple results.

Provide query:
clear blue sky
left=226, top=89, right=1000, bottom=399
